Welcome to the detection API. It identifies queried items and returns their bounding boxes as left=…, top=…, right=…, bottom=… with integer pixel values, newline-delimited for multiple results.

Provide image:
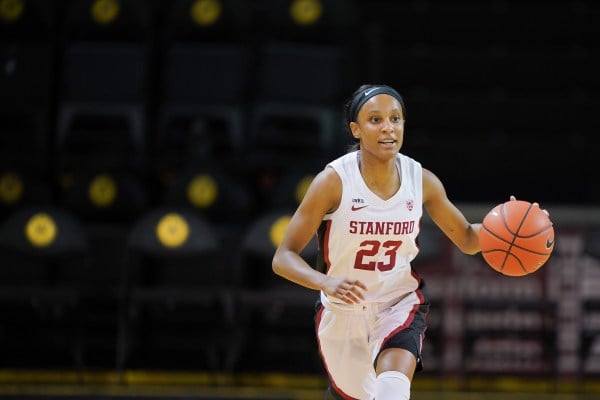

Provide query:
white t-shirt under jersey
left=319, top=150, right=424, bottom=304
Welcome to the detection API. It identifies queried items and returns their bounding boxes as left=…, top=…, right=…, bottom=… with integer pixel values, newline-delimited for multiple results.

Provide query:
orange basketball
left=479, top=200, right=555, bottom=276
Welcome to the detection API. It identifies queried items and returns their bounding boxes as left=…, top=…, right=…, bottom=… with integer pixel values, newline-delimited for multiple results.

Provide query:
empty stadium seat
left=116, top=206, right=234, bottom=372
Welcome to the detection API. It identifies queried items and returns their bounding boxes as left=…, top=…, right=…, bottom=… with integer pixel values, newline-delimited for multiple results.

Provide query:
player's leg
left=372, top=294, right=429, bottom=399
left=317, top=307, right=375, bottom=399
left=374, top=348, right=415, bottom=400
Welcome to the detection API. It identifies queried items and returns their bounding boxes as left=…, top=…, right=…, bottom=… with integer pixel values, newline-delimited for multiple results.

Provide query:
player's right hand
left=324, top=277, right=367, bottom=304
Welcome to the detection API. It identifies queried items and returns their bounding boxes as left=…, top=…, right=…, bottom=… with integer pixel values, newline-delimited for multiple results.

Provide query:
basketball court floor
left=0, top=371, right=598, bottom=400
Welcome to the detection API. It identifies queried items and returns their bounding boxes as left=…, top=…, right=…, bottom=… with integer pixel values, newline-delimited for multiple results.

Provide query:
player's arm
left=422, top=167, right=481, bottom=255
left=272, top=167, right=366, bottom=303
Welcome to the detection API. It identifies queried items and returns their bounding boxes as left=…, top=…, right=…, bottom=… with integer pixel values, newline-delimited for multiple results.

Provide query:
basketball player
left=271, top=84, right=484, bottom=400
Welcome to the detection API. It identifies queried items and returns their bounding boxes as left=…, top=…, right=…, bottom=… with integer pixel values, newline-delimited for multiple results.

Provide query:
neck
left=357, top=151, right=401, bottom=200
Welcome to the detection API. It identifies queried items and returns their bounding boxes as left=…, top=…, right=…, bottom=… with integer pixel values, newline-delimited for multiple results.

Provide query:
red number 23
left=354, top=240, right=402, bottom=271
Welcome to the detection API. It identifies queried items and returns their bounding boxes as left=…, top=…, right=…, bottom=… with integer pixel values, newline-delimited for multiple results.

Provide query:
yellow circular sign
left=187, top=174, right=218, bottom=208
left=25, top=213, right=58, bottom=248
left=294, top=174, right=314, bottom=205
left=90, top=0, right=120, bottom=25
left=0, top=0, right=24, bottom=22
left=269, top=215, right=291, bottom=248
left=156, top=213, right=190, bottom=248
left=88, top=174, right=117, bottom=208
left=0, top=171, right=23, bottom=204
left=290, top=0, right=322, bottom=25
left=190, top=0, right=221, bottom=26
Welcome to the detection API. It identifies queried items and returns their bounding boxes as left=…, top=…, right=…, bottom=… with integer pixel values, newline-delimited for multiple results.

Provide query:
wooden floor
left=0, top=388, right=599, bottom=400
left=0, top=370, right=598, bottom=400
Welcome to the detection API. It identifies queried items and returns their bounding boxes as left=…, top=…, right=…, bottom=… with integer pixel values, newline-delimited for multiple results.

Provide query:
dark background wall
left=365, top=1, right=597, bottom=205
left=1, top=0, right=597, bottom=209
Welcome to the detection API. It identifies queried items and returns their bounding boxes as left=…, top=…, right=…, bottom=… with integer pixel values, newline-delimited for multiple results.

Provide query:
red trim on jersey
left=381, top=302, right=419, bottom=348
left=380, top=283, right=425, bottom=348
left=323, top=220, right=332, bottom=273
left=415, top=219, right=423, bottom=253
left=410, top=267, right=426, bottom=302
left=315, top=305, right=359, bottom=400
left=411, top=269, right=428, bottom=355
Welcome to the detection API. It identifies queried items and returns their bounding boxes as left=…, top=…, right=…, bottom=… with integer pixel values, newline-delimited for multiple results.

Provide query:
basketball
left=479, top=200, right=555, bottom=276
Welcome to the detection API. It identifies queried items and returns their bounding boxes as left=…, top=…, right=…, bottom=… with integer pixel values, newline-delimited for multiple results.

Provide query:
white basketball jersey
left=318, top=151, right=423, bottom=304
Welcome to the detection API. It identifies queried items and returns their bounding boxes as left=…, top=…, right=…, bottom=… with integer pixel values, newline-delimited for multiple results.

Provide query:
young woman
left=272, top=84, right=483, bottom=400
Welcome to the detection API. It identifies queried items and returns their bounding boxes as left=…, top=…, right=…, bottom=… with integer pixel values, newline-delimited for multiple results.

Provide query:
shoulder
left=299, top=164, right=343, bottom=214
left=328, top=151, right=357, bottom=170
left=422, top=167, right=447, bottom=205
left=312, top=165, right=343, bottom=192
left=325, top=151, right=358, bottom=187
left=422, top=167, right=438, bottom=182
left=397, top=152, right=422, bottom=168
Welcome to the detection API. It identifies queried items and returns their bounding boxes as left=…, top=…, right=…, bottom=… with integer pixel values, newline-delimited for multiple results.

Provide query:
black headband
left=348, top=86, right=404, bottom=122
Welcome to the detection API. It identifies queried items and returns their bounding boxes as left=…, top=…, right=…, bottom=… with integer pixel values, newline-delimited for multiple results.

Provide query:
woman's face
left=350, top=94, right=405, bottom=159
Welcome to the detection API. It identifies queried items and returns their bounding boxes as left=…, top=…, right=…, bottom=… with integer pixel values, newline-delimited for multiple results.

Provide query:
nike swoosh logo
left=546, top=237, right=554, bottom=248
left=351, top=205, right=368, bottom=211
left=364, top=87, right=379, bottom=96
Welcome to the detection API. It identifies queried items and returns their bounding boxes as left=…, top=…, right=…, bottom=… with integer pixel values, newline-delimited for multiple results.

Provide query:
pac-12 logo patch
left=406, top=199, right=414, bottom=211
